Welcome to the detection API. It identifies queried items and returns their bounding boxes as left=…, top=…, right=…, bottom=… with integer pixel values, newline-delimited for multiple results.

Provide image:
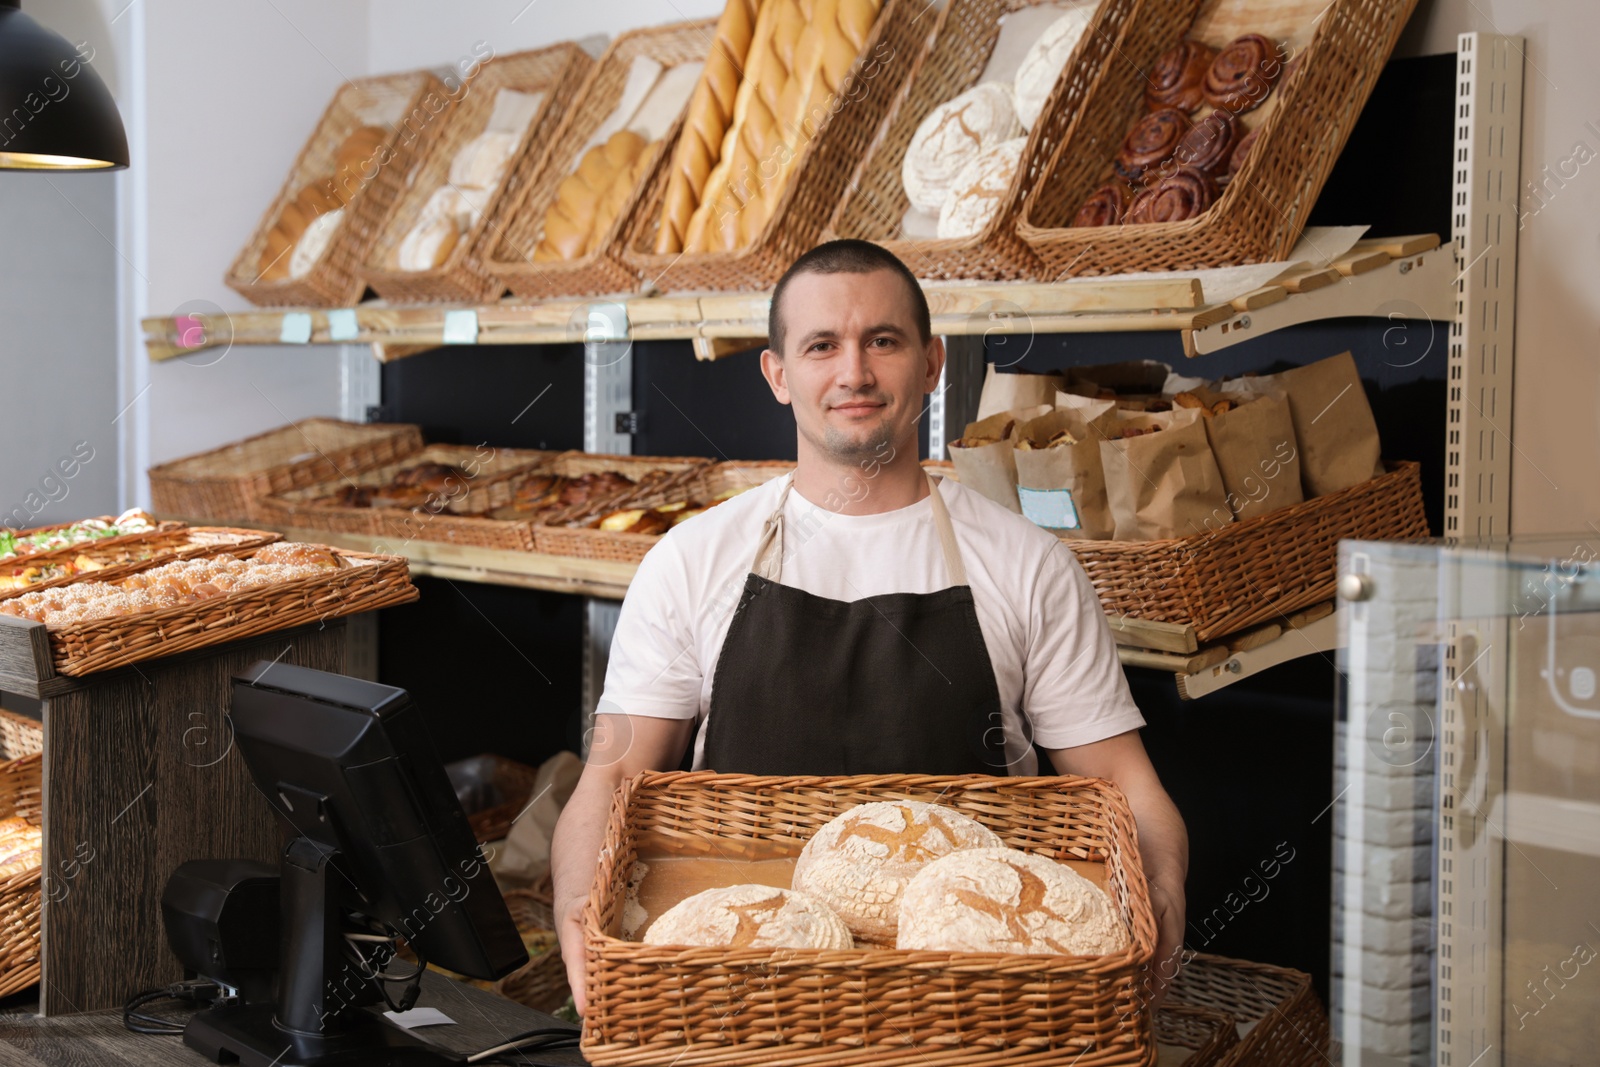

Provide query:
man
left=552, top=239, right=1186, bottom=1012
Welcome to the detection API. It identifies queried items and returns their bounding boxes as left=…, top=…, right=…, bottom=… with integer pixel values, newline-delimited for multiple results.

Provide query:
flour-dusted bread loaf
left=936, top=136, right=1025, bottom=239
left=1012, top=3, right=1098, bottom=130
left=896, top=847, right=1128, bottom=956
left=793, top=800, right=1003, bottom=944
left=641, top=884, right=854, bottom=950
left=901, top=82, right=1021, bottom=215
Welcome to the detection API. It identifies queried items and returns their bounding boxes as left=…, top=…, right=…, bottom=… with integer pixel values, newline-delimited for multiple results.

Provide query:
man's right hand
left=557, top=895, right=589, bottom=1016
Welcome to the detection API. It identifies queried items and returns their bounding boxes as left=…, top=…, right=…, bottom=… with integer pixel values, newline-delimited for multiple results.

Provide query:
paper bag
left=1013, top=399, right=1118, bottom=539
left=1100, top=407, right=1230, bottom=540
left=1202, top=393, right=1303, bottom=521
left=947, top=405, right=1049, bottom=513
left=1272, top=352, right=1382, bottom=497
left=976, top=364, right=1064, bottom=420
left=494, top=750, right=583, bottom=883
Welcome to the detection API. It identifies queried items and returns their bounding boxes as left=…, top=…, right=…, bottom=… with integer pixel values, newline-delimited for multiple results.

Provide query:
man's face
left=761, top=269, right=944, bottom=465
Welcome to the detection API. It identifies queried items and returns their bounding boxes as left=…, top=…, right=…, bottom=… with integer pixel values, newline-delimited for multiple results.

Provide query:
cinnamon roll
left=1071, top=181, right=1133, bottom=227
left=1124, top=166, right=1217, bottom=224
left=1114, top=107, right=1191, bottom=184
left=1226, top=125, right=1261, bottom=181
left=1172, top=109, right=1240, bottom=177
left=1145, top=40, right=1216, bottom=113
left=1203, top=34, right=1283, bottom=114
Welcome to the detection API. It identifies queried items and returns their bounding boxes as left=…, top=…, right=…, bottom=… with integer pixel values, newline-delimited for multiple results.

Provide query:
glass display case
left=1334, top=537, right=1600, bottom=1066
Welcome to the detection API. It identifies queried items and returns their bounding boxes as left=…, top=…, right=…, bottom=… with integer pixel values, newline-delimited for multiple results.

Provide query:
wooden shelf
left=144, top=235, right=1449, bottom=363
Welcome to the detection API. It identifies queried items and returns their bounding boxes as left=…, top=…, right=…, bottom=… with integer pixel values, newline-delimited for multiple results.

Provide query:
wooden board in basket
left=484, top=21, right=718, bottom=301
left=0, top=527, right=281, bottom=600
left=1018, top=0, right=1422, bottom=276
left=1067, top=461, right=1428, bottom=642
left=827, top=0, right=1154, bottom=281
left=359, top=43, right=595, bottom=305
left=225, top=71, right=450, bottom=307
left=148, top=419, right=423, bottom=522
left=582, top=771, right=1157, bottom=1067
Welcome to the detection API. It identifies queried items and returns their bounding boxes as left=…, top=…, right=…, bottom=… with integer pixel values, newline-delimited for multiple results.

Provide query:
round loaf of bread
left=936, top=136, right=1025, bottom=240
left=896, top=847, right=1127, bottom=956
left=1012, top=4, right=1097, bottom=130
left=641, top=885, right=853, bottom=950
left=901, top=82, right=1021, bottom=215
left=793, top=801, right=1003, bottom=944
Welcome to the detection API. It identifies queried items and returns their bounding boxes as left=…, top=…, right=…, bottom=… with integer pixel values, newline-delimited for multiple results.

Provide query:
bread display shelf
left=582, top=771, right=1156, bottom=1067
left=144, top=234, right=1449, bottom=362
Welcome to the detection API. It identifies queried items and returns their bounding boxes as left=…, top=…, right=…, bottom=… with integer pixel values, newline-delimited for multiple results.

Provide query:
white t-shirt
left=598, top=474, right=1145, bottom=775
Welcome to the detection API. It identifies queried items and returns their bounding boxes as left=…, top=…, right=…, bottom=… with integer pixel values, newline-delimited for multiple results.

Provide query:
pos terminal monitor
left=175, top=661, right=528, bottom=1066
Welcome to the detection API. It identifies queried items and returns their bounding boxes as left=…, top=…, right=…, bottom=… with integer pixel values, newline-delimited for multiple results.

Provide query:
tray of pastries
left=0, top=526, right=280, bottom=599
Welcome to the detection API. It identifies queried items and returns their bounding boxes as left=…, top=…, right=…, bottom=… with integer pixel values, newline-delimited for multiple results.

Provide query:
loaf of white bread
left=1011, top=4, right=1097, bottom=130
left=901, top=82, right=1021, bottom=216
left=642, top=884, right=853, bottom=949
left=937, top=136, right=1026, bottom=239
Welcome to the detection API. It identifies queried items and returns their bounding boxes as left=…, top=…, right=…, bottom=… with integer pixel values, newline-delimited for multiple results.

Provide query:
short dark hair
left=767, top=239, right=931, bottom=356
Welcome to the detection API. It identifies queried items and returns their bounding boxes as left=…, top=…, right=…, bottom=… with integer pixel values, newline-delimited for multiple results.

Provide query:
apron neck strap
left=752, top=473, right=968, bottom=587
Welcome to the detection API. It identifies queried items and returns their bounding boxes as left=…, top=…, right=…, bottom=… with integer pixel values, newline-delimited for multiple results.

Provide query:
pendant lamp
left=0, top=0, right=128, bottom=170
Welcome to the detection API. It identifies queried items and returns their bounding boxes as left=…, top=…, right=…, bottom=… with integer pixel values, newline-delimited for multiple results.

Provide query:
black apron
left=702, top=474, right=1007, bottom=775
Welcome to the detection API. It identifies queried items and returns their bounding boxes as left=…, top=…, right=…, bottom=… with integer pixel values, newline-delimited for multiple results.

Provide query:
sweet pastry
left=1203, top=34, right=1282, bottom=114
left=896, top=847, right=1128, bottom=956
left=937, top=136, right=1026, bottom=240
left=558, top=470, right=634, bottom=506
left=1125, top=165, right=1216, bottom=224
left=1172, top=108, right=1240, bottom=176
left=535, top=130, right=650, bottom=262
left=1114, top=107, right=1189, bottom=184
left=1071, top=181, right=1132, bottom=227
left=510, top=473, right=568, bottom=511
left=594, top=508, right=672, bottom=535
left=1144, top=40, right=1217, bottom=113
left=1012, top=4, right=1098, bottom=131
left=655, top=0, right=760, bottom=254
left=1226, top=125, right=1260, bottom=180
left=792, top=800, right=1003, bottom=944
left=641, top=885, right=853, bottom=950
left=901, top=82, right=1021, bottom=215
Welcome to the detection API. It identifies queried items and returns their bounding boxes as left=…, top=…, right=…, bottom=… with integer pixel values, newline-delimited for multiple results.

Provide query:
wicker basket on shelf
left=484, top=22, right=717, bottom=301
left=148, top=419, right=423, bottom=523
left=225, top=71, right=449, bottom=307
left=582, top=770, right=1157, bottom=1067
left=1066, top=461, right=1428, bottom=642
left=494, top=882, right=569, bottom=1015
left=1017, top=0, right=1422, bottom=276
left=1168, top=953, right=1329, bottom=1067
left=1157, top=1003, right=1241, bottom=1067
left=826, top=0, right=1159, bottom=281
left=359, top=43, right=595, bottom=305
left=464, top=755, right=541, bottom=844
left=617, top=0, right=925, bottom=294
left=0, top=527, right=281, bottom=602
left=0, top=709, right=44, bottom=1000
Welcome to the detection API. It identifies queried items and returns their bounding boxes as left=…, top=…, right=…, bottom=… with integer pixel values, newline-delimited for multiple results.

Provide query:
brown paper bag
left=1100, top=407, right=1230, bottom=540
left=976, top=364, right=1064, bottom=420
left=1272, top=352, right=1382, bottom=497
left=1202, top=393, right=1303, bottom=521
left=1013, top=399, right=1118, bottom=539
left=947, top=405, right=1050, bottom=513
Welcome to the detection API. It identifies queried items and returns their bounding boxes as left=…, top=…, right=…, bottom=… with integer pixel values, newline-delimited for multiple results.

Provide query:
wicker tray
left=485, top=21, right=717, bottom=301
left=1157, top=1004, right=1240, bottom=1067
left=149, top=420, right=424, bottom=523
left=826, top=0, right=1152, bottom=281
left=582, top=771, right=1157, bottom=1067
left=1167, top=954, right=1328, bottom=1067
left=360, top=43, right=595, bottom=305
left=461, top=754, right=541, bottom=844
left=531, top=458, right=789, bottom=564
left=0, top=527, right=281, bottom=601
left=259, top=445, right=557, bottom=550
left=1066, top=461, right=1427, bottom=642
left=494, top=884, right=569, bottom=1015
left=618, top=0, right=925, bottom=294
left=0, top=710, right=44, bottom=1000
left=225, top=71, right=450, bottom=307
left=0, top=546, right=417, bottom=678
left=1017, top=0, right=1422, bottom=276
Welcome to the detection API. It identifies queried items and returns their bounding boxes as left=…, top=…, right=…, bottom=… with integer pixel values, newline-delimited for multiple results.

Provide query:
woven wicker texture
left=1018, top=0, right=1422, bottom=276
left=531, top=458, right=790, bottom=564
left=360, top=44, right=595, bottom=305
left=582, top=771, right=1157, bottom=1067
left=494, top=883, right=570, bottom=1014
left=0, top=711, right=43, bottom=1000
left=466, top=755, right=541, bottom=844
left=486, top=22, right=719, bottom=300
left=827, top=0, right=1150, bottom=281
left=1156, top=1004, right=1239, bottom=1067
left=618, top=0, right=923, bottom=294
left=148, top=419, right=423, bottom=522
left=36, top=547, right=417, bottom=677
left=0, top=527, right=281, bottom=602
left=226, top=71, right=448, bottom=307
left=1167, top=954, right=1328, bottom=1067
left=1065, top=461, right=1427, bottom=641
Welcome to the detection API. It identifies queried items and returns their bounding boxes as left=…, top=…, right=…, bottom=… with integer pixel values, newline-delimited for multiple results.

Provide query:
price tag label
left=279, top=312, right=313, bottom=344
left=1018, top=486, right=1081, bottom=531
left=442, top=309, right=479, bottom=345
left=327, top=308, right=359, bottom=341
left=583, top=302, right=629, bottom=343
